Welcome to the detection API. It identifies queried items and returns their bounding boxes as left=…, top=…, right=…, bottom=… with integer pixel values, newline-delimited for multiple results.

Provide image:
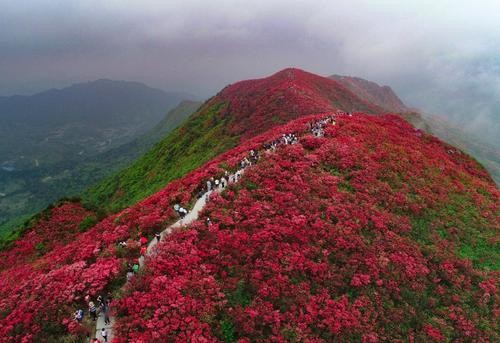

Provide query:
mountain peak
left=270, top=67, right=310, bottom=80
left=330, top=74, right=409, bottom=112
left=209, top=68, right=383, bottom=140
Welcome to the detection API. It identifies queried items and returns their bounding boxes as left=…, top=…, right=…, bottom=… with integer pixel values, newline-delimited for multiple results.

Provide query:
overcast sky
left=1, top=0, right=499, bottom=146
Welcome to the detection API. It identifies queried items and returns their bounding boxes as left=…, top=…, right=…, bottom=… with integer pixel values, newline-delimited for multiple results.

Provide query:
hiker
left=173, top=204, right=180, bottom=215
left=178, top=207, right=188, bottom=218
left=101, top=328, right=108, bottom=342
left=126, top=270, right=134, bottom=281
left=155, top=232, right=161, bottom=242
left=140, top=246, right=147, bottom=256
left=221, top=176, right=227, bottom=188
left=74, top=309, right=84, bottom=322
left=89, top=301, right=97, bottom=321
left=104, top=299, right=111, bottom=325
left=214, top=179, right=220, bottom=188
left=118, top=241, right=127, bottom=247
left=175, top=204, right=187, bottom=218
left=100, top=297, right=108, bottom=313
left=97, top=295, right=103, bottom=308
left=197, top=189, right=205, bottom=199
left=250, top=150, right=259, bottom=163
left=104, top=309, right=111, bottom=326
left=206, top=217, right=212, bottom=226
left=84, top=294, right=91, bottom=304
left=139, top=236, right=148, bottom=246
left=132, top=263, right=139, bottom=273
left=206, top=179, right=212, bottom=191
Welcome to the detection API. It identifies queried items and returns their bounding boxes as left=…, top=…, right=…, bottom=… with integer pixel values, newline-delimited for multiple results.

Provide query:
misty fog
left=1, top=0, right=498, bottom=147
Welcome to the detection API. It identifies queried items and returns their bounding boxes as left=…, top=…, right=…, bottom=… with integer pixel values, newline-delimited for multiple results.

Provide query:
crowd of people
left=173, top=204, right=189, bottom=218
left=194, top=154, right=254, bottom=204
left=183, top=117, right=342, bottom=215
left=73, top=294, right=112, bottom=324
left=262, top=132, right=298, bottom=151
left=73, top=293, right=112, bottom=342
left=308, top=116, right=336, bottom=137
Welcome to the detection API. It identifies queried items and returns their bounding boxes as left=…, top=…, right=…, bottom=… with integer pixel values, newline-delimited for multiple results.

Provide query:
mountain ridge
left=330, top=74, right=409, bottom=112
left=0, top=79, right=188, bottom=126
left=82, top=68, right=389, bottom=212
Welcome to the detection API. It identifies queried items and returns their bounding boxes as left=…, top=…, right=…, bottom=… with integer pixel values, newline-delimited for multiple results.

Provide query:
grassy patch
left=410, top=193, right=498, bottom=270
left=227, top=280, right=252, bottom=308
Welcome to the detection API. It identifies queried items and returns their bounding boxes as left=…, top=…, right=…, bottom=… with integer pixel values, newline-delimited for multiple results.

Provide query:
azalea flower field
left=112, top=114, right=498, bottom=342
left=0, top=111, right=497, bottom=342
left=214, top=68, right=382, bottom=139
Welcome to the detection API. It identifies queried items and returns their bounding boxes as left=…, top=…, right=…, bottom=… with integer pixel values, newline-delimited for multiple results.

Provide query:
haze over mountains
left=331, top=74, right=500, bottom=184
left=0, top=1, right=498, bottom=341
left=0, top=80, right=198, bottom=236
left=2, top=68, right=498, bottom=243
left=0, top=79, right=189, bottom=169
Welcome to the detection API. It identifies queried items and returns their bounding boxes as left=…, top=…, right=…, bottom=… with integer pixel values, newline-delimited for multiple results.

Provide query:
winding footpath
left=94, top=175, right=243, bottom=342
left=93, top=114, right=338, bottom=341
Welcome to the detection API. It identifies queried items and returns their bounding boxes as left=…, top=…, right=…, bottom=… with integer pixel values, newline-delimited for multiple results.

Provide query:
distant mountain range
left=0, top=79, right=190, bottom=170
left=0, top=80, right=198, bottom=235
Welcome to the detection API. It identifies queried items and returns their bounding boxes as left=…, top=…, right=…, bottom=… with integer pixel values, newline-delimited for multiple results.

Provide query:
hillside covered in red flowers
left=0, top=69, right=498, bottom=342
left=215, top=68, right=384, bottom=139
left=112, top=114, right=498, bottom=342
left=83, top=68, right=385, bottom=211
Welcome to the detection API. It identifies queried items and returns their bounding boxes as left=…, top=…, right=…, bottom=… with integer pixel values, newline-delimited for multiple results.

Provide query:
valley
left=0, top=80, right=200, bottom=237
